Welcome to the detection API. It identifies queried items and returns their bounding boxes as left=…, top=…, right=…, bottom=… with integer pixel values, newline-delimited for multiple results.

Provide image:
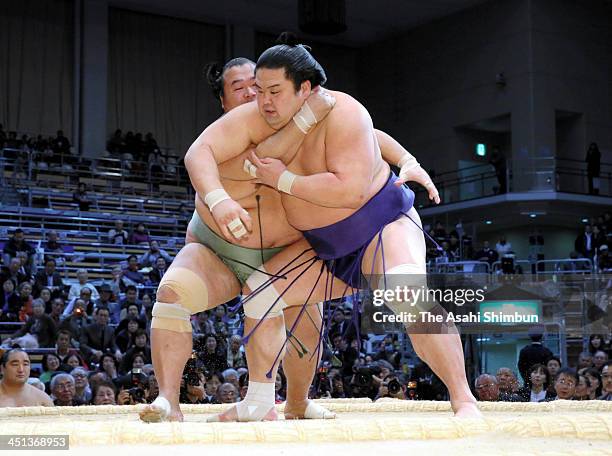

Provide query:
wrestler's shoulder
left=325, top=90, right=371, bottom=124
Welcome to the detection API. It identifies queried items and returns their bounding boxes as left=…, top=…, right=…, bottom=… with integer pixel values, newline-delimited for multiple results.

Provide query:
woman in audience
left=574, top=374, right=591, bottom=400
left=545, top=356, right=562, bottom=394
left=0, top=279, right=21, bottom=322
left=38, top=287, right=53, bottom=314
left=17, top=281, right=34, bottom=322
left=65, top=352, right=87, bottom=370
left=92, top=381, right=117, bottom=405
left=584, top=368, right=602, bottom=399
left=198, top=334, right=227, bottom=374
left=99, top=353, right=119, bottom=380
left=588, top=334, right=604, bottom=354
left=115, top=316, right=141, bottom=353
left=39, top=353, right=62, bottom=383
left=129, top=223, right=151, bottom=245
left=517, top=363, right=555, bottom=402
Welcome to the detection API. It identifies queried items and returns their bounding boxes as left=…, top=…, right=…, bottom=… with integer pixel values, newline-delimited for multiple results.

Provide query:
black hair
left=256, top=32, right=326, bottom=92
left=554, top=367, right=579, bottom=383
left=546, top=355, right=562, bottom=368
left=204, top=57, right=256, bottom=100
left=1, top=348, right=27, bottom=367
left=41, top=353, right=61, bottom=371
left=13, top=228, right=24, bottom=235
left=126, top=255, right=138, bottom=262
left=526, top=363, right=551, bottom=389
left=584, top=368, right=602, bottom=396
left=92, top=380, right=118, bottom=400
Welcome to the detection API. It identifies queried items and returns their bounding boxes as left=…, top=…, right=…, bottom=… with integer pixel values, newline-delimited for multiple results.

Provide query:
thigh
left=243, top=238, right=348, bottom=308
left=159, top=242, right=241, bottom=309
left=361, top=207, right=427, bottom=276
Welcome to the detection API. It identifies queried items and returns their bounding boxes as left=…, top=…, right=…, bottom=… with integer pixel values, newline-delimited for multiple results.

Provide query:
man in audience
left=518, top=326, right=553, bottom=384
left=593, top=350, right=609, bottom=371
left=50, top=130, right=71, bottom=157
left=148, top=257, right=168, bottom=285
left=33, top=258, right=64, bottom=299
left=50, top=373, right=82, bottom=406
left=578, top=352, right=593, bottom=370
left=575, top=224, right=595, bottom=259
left=551, top=368, right=578, bottom=400
left=95, top=284, right=120, bottom=324
left=108, top=220, right=129, bottom=245
left=123, top=256, right=145, bottom=284
left=48, top=297, right=65, bottom=326
left=71, top=367, right=92, bottom=403
left=139, top=240, right=173, bottom=268
left=2, top=229, right=36, bottom=274
left=0, top=348, right=53, bottom=407
left=58, top=299, right=90, bottom=344
left=217, top=382, right=239, bottom=404
left=496, top=367, right=520, bottom=394
left=0, top=257, right=29, bottom=288
left=68, top=269, right=100, bottom=301
left=6, top=299, right=57, bottom=348
left=599, top=361, right=612, bottom=400
left=473, top=241, right=499, bottom=266
left=55, top=330, right=79, bottom=364
left=80, top=307, right=121, bottom=363
left=227, top=335, right=246, bottom=369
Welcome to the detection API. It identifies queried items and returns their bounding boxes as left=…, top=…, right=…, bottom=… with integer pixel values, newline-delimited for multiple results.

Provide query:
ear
left=298, top=80, right=312, bottom=99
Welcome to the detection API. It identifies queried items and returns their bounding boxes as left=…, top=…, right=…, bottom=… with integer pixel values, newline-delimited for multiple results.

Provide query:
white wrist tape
left=292, top=101, right=317, bottom=134
left=204, top=188, right=231, bottom=212
left=277, top=170, right=297, bottom=194
left=243, top=159, right=258, bottom=178
left=397, top=153, right=420, bottom=170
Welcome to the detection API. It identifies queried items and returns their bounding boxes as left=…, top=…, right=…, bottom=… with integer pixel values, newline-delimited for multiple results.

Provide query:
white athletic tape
left=243, top=159, right=258, bottom=178
left=232, top=225, right=247, bottom=239
left=244, top=267, right=287, bottom=319
left=277, top=170, right=297, bottom=194
left=204, top=188, right=231, bottom=212
left=397, top=153, right=420, bottom=170
left=292, top=101, right=317, bottom=134
left=227, top=218, right=243, bottom=230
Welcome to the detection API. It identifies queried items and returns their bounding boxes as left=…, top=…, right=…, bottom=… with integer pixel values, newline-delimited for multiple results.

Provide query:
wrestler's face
left=2, top=351, right=30, bottom=385
left=221, top=63, right=256, bottom=112
left=255, top=68, right=310, bottom=130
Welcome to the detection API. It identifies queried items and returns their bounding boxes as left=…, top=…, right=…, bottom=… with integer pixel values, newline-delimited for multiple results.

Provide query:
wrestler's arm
left=287, top=105, right=374, bottom=209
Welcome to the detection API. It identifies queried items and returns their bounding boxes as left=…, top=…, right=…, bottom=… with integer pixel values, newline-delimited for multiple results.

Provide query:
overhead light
left=581, top=218, right=589, bottom=223
left=529, top=213, right=537, bottom=218
left=485, top=220, right=492, bottom=225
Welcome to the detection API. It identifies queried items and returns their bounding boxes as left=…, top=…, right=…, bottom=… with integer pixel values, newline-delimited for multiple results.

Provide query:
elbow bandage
left=292, top=101, right=317, bottom=134
left=277, top=170, right=297, bottom=195
left=204, top=188, right=231, bottom=211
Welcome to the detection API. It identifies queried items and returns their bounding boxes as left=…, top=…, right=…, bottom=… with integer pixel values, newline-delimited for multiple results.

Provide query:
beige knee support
left=244, top=267, right=288, bottom=319
left=151, top=266, right=209, bottom=333
left=377, top=263, right=434, bottom=317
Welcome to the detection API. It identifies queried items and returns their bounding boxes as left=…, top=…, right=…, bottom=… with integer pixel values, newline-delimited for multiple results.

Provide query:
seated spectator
left=95, top=284, right=120, bottom=324
left=39, top=353, right=63, bottom=384
left=80, top=307, right=121, bottom=363
left=109, top=266, right=129, bottom=296
left=50, top=373, right=83, bottom=406
left=115, top=317, right=141, bottom=353
left=120, top=329, right=151, bottom=372
left=578, top=352, right=593, bottom=370
left=71, top=367, right=92, bottom=403
left=106, top=129, right=124, bottom=156
left=204, top=372, right=224, bottom=403
left=119, top=285, right=142, bottom=314
left=34, top=258, right=64, bottom=299
left=0, top=257, right=29, bottom=288
left=130, top=223, right=152, bottom=246
left=58, top=299, right=91, bottom=345
left=192, top=311, right=215, bottom=336
left=63, top=288, right=96, bottom=318
left=546, top=356, right=562, bottom=394
left=44, top=230, right=64, bottom=256
left=120, top=303, right=145, bottom=325
left=549, top=368, right=578, bottom=401
left=598, top=245, right=612, bottom=272
left=55, top=330, right=80, bottom=364
left=139, top=240, right=172, bottom=268
left=574, top=374, right=591, bottom=400
left=148, top=257, right=168, bottom=285
left=6, top=299, right=57, bottom=348
left=48, top=297, right=65, bottom=327
left=72, top=183, right=91, bottom=212
left=0, top=348, right=53, bottom=407
left=0, top=278, right=21, bottom=322
left=123, top=256, right=145, bottom=284
left=588, top=334, right=604, bottom=354
left=17, top=282, right=34, bottom=322
left=593, top=350, right=609, bottom=371
left=331, top=334, right=358, bottom=378
left=433, top=221, right=446, bottom=240
left=517, top=364, right=556, bottom=402
left=88, top=371, right=112, bottom=394
left=599, top=362, right=612, bottom=400
left=50, top=130, right=71, bottom=155
left=473, top=241, right=499, bottom=266
left=99, top=353, right=120, bottom=380
left=180, top=374, right=208, bottom=405
left=226, top=334, right=246, bottom=369
left=92, top=380, right=117, bottom=405
left=217, top=382, right=239, bottom=404
left=375, top=373, right=406, bottom=401
left=475, top=373, right=520, bottom=401
left=108, top=220, right=129, bottom=245
left=198, top=335, right=228, bottom=374
left=68, top=269, right=100, bottom=301
left=374, top=335, right=401, bottom=369
left=2, top=229, right=36, bottom=274
left=38, top=287, right=53, bottom=313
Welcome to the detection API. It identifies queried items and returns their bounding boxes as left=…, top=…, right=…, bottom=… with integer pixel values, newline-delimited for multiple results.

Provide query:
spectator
left=585, top=142, right=601, bottom=195
left=108, top=220, right=129, bottom=245
left=109, top=266, right=129, bottom=296
left=546, top=356, right=562, bottom=394
left=374, top=335, right=401, bottom=369
left=129, top=223, right=152, bottom=245
left=148, top=257, right=168, bottom=285
left=44, top=231, right=64, bottom=256
left=120, top=329, right=151, bottom=372
left=138, top=240, right=172, bottom=268
left=7, top=299, right=56, bottom=348
left=0, top=279, right=21, bottom=322
left=198, top=335, right=227, bottom=374
left=51, top=373, right=83, bottom=406
left=192, top=311, right=215, bottom=336
left=550, top=368, right=578, bottom=401
left=48, top=297, right=65, bottom=327
left=0, top=257, right=29, bottom=288
left=119, top=285, right=142, bottom=314
left=54, top=330, right=80, bottom=365
left=33, top=258, right=64, bottom=299
left=489, top=147, right=507, bottom=194
left=80, top=307, right=121, bottom=363
left=95, top=284, right=120, bottom=324
left=473, top=241, right=499, bottom=266
left=585, top=368, right=602, bottom=399
left=588, top=334, right=605, bottom=354
left=593, top=350, right=608, bottom=371
left=598, top=245, right=612, bottom=272
left=58, top=299, right=90, bottom=344
left=106, top=129, right=124, bottom=156
left=331, top=334, right=359, bottom=378
left=123, top=256, right=145, bottom=284
left=180, top=375, right=208, bottom=405
left=88, top=371, right=112, bottom=392
left=71, top=367, right=92, bottom=403
left=578, top=352, right=593, bottom=369
left=375, top=373, right=406, bottom=400
left=216, top=382, right=239, bottom=404
left=39, top=353, right=62, bottom=383
left=204, top=372, right=224, bottom=403
left=329, top=306, right=355, bottom=342
left=72, top=183, right=91, bottom=212
left=2, top=229, right=36, bottom=273
left=575, top=224, right=595, bottom=259
left=68, top=269, right=100, bottom=301
left=17, top=282, right=34, bottom=322
left=222, top=368, right=240, bottom=391
left=65, top=353, right=86, bottom=370
left=50, top=130, right=71, bottom=157
left=517, top=326, right=553, bottom=384
left=226, top=334, right=246, bottom=369
left=115, top=317, right=141, bottom=353
left=517, top=363, right=555, bottom=402
left=599, top=361, right=612, bottom=400
left=0, top=348, right=53, bottom=407
left=433, top=221, right=447, bottom=240
left=38, top=287, right=53, bottom=313
left=99, top=353, right=119, bottom=380
left=574, top=374, right=591, bottom=400
left=475, top=374, right=500, bottom=401
left=495, top=236, right=512, bottom=257
left=92, top=380, right=117, bottom=405
left=63, top=288, right=95, bottom=318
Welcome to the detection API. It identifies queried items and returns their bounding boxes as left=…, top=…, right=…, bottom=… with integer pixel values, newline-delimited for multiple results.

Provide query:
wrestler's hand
left=248, top=151, right=287, bottom=190
left=306, top=87, right=336, bottom=123
left=394, top=165, right=440, bottom=204
left=211, top=198, right=253, bottom=241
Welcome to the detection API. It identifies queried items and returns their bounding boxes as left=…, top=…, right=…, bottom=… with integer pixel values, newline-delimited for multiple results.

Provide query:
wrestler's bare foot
left=139, top=399, right=184, bottom=423
left=284, top=400, right=337, bottom=420
left=451, top=400, right=483, bottom=419
left=206, top=403, right=278, bottom=423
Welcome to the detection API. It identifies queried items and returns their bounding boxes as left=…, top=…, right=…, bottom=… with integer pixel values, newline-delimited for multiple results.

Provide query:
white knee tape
left=152, top=301, right=191, bottom=321
left=244, top=267, right=288, bottom=319
left=377, top=263, right=431, bottom=316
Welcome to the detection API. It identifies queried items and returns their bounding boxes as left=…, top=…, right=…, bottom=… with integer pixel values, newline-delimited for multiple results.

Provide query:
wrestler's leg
left=361, top=208, right=480, bottom=418
left=209, top=239, right=346, bottom=422
left=140, top=242, right=240, bottom=422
